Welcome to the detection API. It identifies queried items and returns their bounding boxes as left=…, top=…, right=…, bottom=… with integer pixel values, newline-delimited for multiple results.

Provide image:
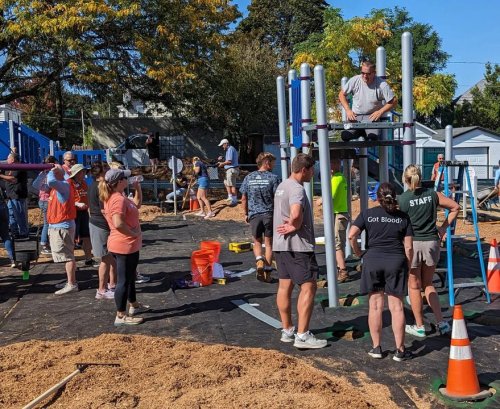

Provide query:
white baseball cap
left=218, top=138, right=229, bottom=146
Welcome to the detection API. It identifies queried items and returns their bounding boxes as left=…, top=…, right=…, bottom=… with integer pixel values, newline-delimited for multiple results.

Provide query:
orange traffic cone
left=439, top=305, right=492, bottom=401
left=487, top=239, right=500, bottom=293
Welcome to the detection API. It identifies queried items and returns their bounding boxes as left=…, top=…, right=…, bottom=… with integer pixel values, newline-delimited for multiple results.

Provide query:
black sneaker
left=393, top=348, right=413, bottom=362
left=84, top=259, right=99, bottom=268
left=368, top=346, right=383, bottom=359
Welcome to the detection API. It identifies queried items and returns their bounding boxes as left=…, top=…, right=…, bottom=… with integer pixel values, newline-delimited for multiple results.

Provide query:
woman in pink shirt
left=99, top=168, right=149, bottom=326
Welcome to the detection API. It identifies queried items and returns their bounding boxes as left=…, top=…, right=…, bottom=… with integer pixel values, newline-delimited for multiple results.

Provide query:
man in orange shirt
left=431, top=154, right=445, bottom=182
left=47, top=165, right=78, bottom=295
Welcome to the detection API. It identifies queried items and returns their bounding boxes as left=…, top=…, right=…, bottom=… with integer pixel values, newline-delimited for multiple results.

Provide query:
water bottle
left=128, top=175, right=144, bottom=184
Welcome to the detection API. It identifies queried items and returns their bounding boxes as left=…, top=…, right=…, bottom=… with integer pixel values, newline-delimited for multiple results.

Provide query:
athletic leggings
left=113, top=251, right=140, bottom=312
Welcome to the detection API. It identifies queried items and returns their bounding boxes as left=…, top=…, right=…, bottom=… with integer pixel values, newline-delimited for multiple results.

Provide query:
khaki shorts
left=49, top=226, right=75, bottom=263
left=411, top=240, right=440, bottom=268
left=224, top=167, right=239, bottom=187
left=335, top=213, right=349, bottom=251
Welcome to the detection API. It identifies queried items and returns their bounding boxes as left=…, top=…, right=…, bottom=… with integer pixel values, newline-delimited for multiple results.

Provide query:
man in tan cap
left=67, top=163, right=95, bottom=267
left=217, top=138, right=239, bottom=206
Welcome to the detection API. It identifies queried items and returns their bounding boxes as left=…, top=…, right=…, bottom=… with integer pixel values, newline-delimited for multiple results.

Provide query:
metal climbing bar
left=438, top=160, right=491, bottom=305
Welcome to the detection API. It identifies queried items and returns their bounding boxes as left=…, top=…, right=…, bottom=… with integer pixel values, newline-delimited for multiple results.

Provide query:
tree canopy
left=454, top=64, right=500, bottom=132
left=292, top=6, right=456, bottom=122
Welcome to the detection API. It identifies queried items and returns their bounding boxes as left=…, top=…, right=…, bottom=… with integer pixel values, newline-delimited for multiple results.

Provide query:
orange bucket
left=190, top=198, right=200, bottom=211
left=191, top=249, right=214, bottom=286
left=200, top=241, right=221, bottom=262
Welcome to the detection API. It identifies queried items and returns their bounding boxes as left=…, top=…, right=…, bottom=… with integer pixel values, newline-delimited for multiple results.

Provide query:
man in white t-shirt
left=339, top=61, right=397, bottom=141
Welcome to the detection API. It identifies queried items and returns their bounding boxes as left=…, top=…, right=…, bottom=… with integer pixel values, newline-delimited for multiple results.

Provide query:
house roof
left=433, top=126, right=500, bottom=141
left=454, top=79, right=486, bottom=105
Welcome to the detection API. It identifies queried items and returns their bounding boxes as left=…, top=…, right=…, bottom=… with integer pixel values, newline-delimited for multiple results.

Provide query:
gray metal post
left=402, top=32, right=415, bottom=170
left=377, top=47, right=389, bottom=183
left=314, top=65, right=338, bottom=307
left=288, top=70, right=298, bottom=164
left=300, top=63, right=313, bottom=207
left=445, top=125, right=453, bottom=161
left=172, top=155, right=177, bottom=215
left=277, top=76, right=289, bottom=181
left=8, top=120, right=15, bottom=154
left=340, top=76, right=353, bottom=258
left=341, top=77, right=348, bottom=122
left=343, top=159, right=352, bottom=258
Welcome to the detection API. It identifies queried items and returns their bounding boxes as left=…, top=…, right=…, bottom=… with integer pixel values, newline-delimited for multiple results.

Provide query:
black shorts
left=249, top=213, right=273, bottom=238
left=75, top=210, right=90, bottom=239
left=274, top=251, right=318, bottom=285
left=361, top=253, right=408, bottom=296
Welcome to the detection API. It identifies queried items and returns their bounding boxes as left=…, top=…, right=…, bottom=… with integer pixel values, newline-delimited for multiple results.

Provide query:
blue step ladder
left=435, top=161, right=491, bottom=306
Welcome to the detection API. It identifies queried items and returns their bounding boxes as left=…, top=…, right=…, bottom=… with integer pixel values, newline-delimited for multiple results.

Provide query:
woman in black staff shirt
left=348, top=183, right=414, bottom=362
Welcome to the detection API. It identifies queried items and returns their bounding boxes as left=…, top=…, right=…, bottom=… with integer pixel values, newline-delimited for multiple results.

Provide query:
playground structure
left=276, top=32, right=415, bottom=307
left=0, top=119, right=106, bottom=166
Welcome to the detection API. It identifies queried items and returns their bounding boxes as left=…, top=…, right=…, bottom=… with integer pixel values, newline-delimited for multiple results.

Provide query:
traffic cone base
left=439, top=386, right=492, bottom=402
left=486, top=239, right=500, bottom=293
left=439, top=305, right=493, bottom=402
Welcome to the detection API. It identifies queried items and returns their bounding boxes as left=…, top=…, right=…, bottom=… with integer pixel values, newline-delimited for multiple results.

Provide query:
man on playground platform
left=273, top=153, right=327, bottom=349
left=339, top=60, right=397, bottom=141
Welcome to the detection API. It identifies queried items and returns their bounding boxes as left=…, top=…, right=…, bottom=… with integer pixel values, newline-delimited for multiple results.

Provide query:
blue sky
left=233, top=0, right=500, bottom=97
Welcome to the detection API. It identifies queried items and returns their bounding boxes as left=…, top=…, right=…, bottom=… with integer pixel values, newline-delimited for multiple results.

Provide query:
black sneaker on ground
left=84, top=259, right=99, bottom=268
left=368, top=346, right=383, bottom=359
left=393, top=348, right=413, bottom=362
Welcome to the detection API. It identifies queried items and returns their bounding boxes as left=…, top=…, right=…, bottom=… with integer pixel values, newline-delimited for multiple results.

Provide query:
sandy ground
left=0, top=334, right=402, bottom=409
left=1, top=197, right=497, bottom=408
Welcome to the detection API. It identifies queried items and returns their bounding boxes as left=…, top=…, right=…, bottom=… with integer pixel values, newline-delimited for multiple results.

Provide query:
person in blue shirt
left=240, top=152, right=279, bottom=282
left=217, top=138, right=239, bottom=206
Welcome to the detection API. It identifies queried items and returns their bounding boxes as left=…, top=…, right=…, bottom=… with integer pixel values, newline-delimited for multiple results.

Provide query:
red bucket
left=191, top=249, right=214, bottom=286
left=200, top=241, right=221, bottom=262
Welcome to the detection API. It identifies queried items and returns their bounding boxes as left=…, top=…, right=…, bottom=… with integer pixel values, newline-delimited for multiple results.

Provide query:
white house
left=0, top=104, right=22, bottom=123
left=414, top=124, right=500, bottom=180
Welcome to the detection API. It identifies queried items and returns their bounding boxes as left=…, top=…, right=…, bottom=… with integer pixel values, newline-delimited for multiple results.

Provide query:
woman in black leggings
left=348, top=183, right=414, bottom=361
left=99, top=168, right=149, bottom=326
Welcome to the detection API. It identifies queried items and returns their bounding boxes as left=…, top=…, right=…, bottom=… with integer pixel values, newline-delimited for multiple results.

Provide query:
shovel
left=22, top=362, right=120, bottom=409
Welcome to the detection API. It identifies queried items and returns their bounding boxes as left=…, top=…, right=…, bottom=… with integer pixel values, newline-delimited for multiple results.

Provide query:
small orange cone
left=486, top=239, right=500, bottom=293
left=439, top=305, right=492, bottom=401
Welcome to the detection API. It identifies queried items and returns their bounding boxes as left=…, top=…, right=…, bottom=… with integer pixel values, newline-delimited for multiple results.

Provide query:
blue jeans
left=0, top=203, right=14, bottom=260
left=8, top=198, right=28, bottom=236
left=39, top=200, right=49, bottom=245
left=166, top=188, right=186, bottom=201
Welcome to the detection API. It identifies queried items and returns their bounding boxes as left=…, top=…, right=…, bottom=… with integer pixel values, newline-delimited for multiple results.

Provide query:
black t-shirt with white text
left=352, top=206, right=413, bottom=255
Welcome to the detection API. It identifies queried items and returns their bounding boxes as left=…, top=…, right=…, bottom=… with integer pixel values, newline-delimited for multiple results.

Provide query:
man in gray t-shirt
left=338, top=60, right=397, bottom=141
left=273, top=153, right=327, bottom=350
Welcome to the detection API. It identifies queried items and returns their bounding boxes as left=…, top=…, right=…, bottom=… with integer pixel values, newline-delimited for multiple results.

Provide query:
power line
left=448, top=61, right=500, bottom=65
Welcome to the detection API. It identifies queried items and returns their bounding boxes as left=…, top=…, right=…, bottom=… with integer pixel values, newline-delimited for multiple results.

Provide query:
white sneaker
left=280, top=327, right=295, bottom=343
left=55, top=281, right=68, bottom=289
left=204, top=212, right=215, bottom=219
left=194, top=211, right=206, bottom=217
left=114, top=315, right=143, bottom=326
left=54, top=283, right=79, bottom=295
left=95, top=289, right=115, bottom=300
left=129, top=303, right=151, bottom=316
left=293, top=331, right=327, bottom=349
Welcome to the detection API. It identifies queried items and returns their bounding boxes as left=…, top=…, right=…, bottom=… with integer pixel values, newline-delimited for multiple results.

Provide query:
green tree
left=293, top=7, right=456, bottom=121
left=454, top=64, right=500, bottom=132
left=237, top=0, right=328, bottom=66
left=194, top=34, right=282, bottom=140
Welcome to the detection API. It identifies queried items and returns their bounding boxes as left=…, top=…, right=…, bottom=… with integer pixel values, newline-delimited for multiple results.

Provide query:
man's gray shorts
left=224, top=167, right=239, bottom=187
